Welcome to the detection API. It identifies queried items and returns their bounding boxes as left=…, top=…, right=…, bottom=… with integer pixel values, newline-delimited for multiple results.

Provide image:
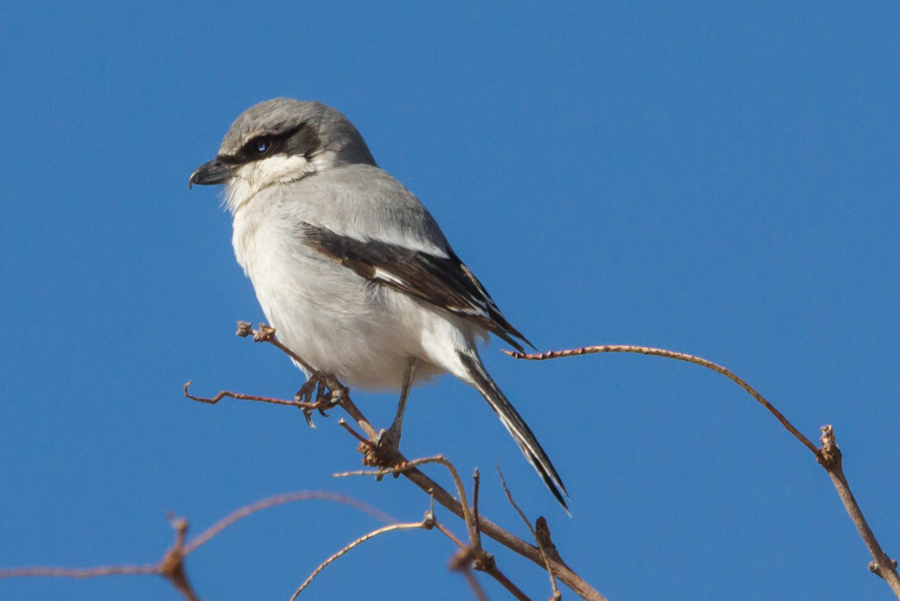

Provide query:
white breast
left=229, top=186, right=475, bottom=391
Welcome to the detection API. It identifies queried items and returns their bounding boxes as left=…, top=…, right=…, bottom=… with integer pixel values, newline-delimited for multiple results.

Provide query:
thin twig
left=289, top=515, right=434, bottom=600
left=184, top=381, right=315, bottom=409
left=473, top=468, right=483, bottom=550
left=334, top=455, right=479, bottom=547
left=497, top=465, right=560, bottom=599
left=334, top=392, right=378, bottom=440
left=0, top=517, right=201, bottom=601
left=506, top=345, right=819, bottom=454
left=0, top=564, right=160, bottom=579
left=330, top=394, right=606, bottom=601
left=511, top=344, right=900, bottom=598
left=238, top=321, right=318, bottom=376
left=456, top=560, right=491, bottom=601
left=481, top=563, right=534, bottom=601
left=183, top=491, right=395, bottom=554
left=434, top=518, right=468, bottom=550
left=229, top=329, right=605, bottom=601
left=0, top=490, right=396, bottom=601
left=337, top=418, right=370, bottom=444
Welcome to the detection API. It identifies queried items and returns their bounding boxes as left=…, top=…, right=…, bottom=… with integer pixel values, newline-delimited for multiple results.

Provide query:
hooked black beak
left=189, top=157, right=236, bottom=189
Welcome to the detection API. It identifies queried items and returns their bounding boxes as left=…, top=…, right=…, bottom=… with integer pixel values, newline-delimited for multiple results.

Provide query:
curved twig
left=334, top=455, right=479, bottom=547
left=497, top=465, right=560, bottom=599
left=508, top=344, right=900, bottom=598
left=505, top=345, right=818, bottom=454
left=184, top=491, right=395, bottom=554
left=289, top=514, right=435, bottom=600
left=184, top=381, right=314, bottom=409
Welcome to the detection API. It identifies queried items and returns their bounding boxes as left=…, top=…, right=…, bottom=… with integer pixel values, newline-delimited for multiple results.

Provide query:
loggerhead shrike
left=189, top=98, right=568, bottom=508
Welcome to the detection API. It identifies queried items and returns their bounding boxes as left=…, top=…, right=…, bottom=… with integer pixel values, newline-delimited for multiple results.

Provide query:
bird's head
left=189, top=98, right=376, bottom=212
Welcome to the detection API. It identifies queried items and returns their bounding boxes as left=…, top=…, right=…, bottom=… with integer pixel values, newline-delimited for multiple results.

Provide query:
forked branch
left=509, top=344, right=900, bottom=598
left=0, top=491, right=396, bottom=601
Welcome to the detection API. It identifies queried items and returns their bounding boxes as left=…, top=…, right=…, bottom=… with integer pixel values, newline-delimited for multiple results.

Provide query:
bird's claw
left=370, top=429, right=402, bottom=479
left=295, top=376, right=343, bottom=428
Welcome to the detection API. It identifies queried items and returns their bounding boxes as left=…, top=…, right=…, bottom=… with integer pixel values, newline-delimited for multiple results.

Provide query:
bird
left=189, top=98, right=568, bottom=508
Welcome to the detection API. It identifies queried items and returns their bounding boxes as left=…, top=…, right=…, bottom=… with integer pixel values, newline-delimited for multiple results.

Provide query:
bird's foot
left=370, top=428, right=403, bottom=480
left=294, top=375, right=342, bottom=428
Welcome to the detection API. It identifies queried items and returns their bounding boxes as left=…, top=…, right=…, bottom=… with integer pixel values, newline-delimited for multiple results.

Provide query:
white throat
left=225, top=151, right=339, bottom=214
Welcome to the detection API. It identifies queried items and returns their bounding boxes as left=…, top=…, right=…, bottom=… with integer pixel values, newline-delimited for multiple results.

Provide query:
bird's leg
left=379, top=358, right=418, bottom=449
left=295, top=374, right=324, bottom=428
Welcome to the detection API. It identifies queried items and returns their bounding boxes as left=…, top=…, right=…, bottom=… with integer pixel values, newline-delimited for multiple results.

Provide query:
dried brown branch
left=335, top=454, right=479, bottom=547
left=450, top=547, right=491, bottom=601
left=459, top=566, right=491, bottom=601
left=207, top=321, right=555, bottom=600
left=472, top=468, right=483, bottom=550
left=331, top=391, right=606, bottom=601
left=0, top=516, right=200, bottom=601
left=483, top=566, right=533, bottom=601
left=220, top=323, right=605, bottom=601
left=184, top=381, right=316, bottom=409
left=182, top=491, right=395, bottom=554
left=434, top=518, right=467, bottom=549
left=497, top=465, right=560, bottom=600
left=509, top=344, right=900, bottom=598
left=289, top=513, right=435, bottom=600
left=0, top=490, right=396, bottom=601
left=337, top=448, right=543, bottom=601
left=433, top=517, right=532, bottom=601
left=818, top=426, right=900, bottom=597
left=238, top=321, right=317, bottom=376
left=506, top=344, right=818, bottom=454
left=0, top=563, right=161, bottom=580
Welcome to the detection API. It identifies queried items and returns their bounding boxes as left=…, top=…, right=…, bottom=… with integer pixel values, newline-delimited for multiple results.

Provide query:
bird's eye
left=253, top=137, right=271, bottom=154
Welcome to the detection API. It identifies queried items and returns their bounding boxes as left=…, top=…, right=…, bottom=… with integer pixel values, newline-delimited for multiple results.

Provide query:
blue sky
left=2, top=2, right=899, bottom=600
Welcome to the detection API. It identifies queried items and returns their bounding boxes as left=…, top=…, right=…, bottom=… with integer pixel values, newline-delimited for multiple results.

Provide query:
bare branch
left=434, top=518, right=468, bottom=550
left=450, top=548, right=491, bottom=601
left=289, top=513, right=435, bottom=600
left=238, top=321, right=317, bottom=376
left=183, top=381, right=315, bottom=409
left=510, top=344, right=900, bottom=597
left=1, top=490, right=397, bottom=601
left=183, top=491, right=395, bottom=554
left=480, top=562, right=534, bottom=601
left=507, top=344, right=818, bottom=454
left=0, top=517, right=201, bottom=601
left=0, top=564, right=160, bottom=580
left=472, top=468, right=483, bottom=550
left=334, top=454, right=479, bottom=547
left=497, top=465, right=560, bottom=600
left=817, top=426, right=900, bottom=597
left=223, top=325, right=606, bottom=601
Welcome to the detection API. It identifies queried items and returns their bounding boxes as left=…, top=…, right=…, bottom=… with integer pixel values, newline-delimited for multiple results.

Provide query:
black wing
left=299, top=223, right=532, bottom=352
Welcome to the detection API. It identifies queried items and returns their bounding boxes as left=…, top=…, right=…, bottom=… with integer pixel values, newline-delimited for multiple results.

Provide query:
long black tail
left=458, top=350, right=569, bottom=510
